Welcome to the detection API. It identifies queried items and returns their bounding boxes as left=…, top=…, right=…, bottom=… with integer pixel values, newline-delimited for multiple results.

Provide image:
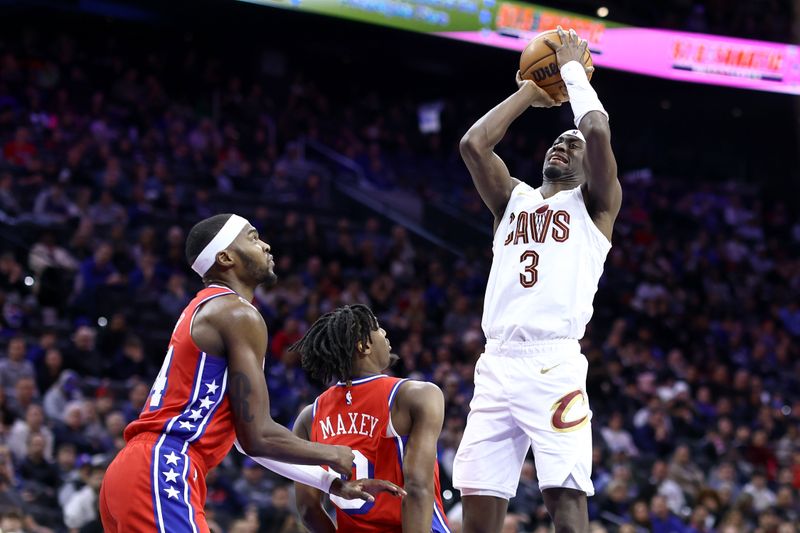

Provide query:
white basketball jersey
left=481, top=181, right=611, bottom=342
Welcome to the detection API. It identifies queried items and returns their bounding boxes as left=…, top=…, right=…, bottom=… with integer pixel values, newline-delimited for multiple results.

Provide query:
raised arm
left=547, top=27, right=621, bottom=239
left=199, top=298, right=353, bottom=476
left=459, top=75, right=558, bottom=225
left=395, top=381, right=445, bottom=533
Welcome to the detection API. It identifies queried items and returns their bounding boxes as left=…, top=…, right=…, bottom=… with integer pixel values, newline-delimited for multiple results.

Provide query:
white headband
left=191, top=214, right=249, bottom=276
left=561, top=129, right=586, bottom=143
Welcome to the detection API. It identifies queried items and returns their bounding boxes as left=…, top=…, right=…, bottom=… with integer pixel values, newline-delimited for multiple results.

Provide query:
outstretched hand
left=331, top=478, right=407, bottom=502
left=515, top=71, right=559, bottom=108
left=544, top=26, right=595, bottom=76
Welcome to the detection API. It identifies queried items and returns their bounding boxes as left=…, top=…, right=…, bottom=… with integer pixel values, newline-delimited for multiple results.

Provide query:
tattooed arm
left=194, top=296, right=354, bottom=476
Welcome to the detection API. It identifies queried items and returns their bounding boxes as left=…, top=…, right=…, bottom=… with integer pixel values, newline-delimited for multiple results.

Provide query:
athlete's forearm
left=240, top=420, right=336, bottom=466
left=561, top=61, right=608, bottom=130
left=461, top=84, right=538, bottom=151
left=401, top=481, right=435, bottom=533
left=234, top=440, right=339, bottom=491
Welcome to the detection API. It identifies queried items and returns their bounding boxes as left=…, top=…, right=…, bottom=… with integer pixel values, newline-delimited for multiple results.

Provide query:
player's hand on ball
left=544, top=26, right=594, bottom=76
left=515, top=70, right=559, bottom=108
left=329, top=445, right=356, bottom=478
left=330, top=478, right=407, bottom=502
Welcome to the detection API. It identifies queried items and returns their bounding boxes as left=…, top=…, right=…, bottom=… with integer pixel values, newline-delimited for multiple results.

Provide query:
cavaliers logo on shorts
left=550, top=390, right=589, bottom=432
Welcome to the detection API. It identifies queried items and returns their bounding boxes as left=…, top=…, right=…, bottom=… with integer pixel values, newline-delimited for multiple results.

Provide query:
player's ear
left=216, top=249, right=235, bottom=268
left=357, top=340, right=371, bottom=355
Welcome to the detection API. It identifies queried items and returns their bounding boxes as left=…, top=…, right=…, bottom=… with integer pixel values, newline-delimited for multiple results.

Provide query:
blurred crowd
left=0, top=20, right=798, bottom=533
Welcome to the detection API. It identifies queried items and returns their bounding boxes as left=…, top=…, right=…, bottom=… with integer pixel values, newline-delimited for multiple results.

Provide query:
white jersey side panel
left=481, top=181, right=611, bottom=342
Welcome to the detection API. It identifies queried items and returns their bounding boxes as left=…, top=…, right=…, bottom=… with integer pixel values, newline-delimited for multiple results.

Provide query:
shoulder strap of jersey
left=195, top=285, right=237, bottom=305
left=311, top=396, right=320, bottom=419
left=387, top=378, right=408, bottom=410
left=184, top=285, right=238, bottom=335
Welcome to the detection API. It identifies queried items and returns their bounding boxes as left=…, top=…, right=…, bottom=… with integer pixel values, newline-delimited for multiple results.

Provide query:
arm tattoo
left=229, top=371, right=254, bottom=423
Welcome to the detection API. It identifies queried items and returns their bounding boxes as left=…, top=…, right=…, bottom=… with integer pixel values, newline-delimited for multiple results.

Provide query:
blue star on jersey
left=161, top=354, right=228, bottom=442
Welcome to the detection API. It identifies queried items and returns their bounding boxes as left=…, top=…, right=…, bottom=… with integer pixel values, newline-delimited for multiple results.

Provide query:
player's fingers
left=569, top=28, right=579, bottom=44
left=585, top=66, right=595, bottom=75
left=579, top=39, right=589, bottom=54
left=375, top=480, right=406, bottom=496
left=358, top=479, right=407, bottom=496
left=355, top=489, right=376, bottom=502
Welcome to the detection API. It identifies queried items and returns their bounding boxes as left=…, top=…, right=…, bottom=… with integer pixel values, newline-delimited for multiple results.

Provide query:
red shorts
left=99, top=433, right=210, bottom=532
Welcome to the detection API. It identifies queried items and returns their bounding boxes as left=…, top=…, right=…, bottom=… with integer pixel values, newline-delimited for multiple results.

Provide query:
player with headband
left=99, top=213, right=404, bottom=533
left=454, top=27, right=621, bottom=532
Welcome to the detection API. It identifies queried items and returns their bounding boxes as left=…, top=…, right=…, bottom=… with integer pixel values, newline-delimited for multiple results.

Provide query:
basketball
left=520, top=29, right=593, bottom=103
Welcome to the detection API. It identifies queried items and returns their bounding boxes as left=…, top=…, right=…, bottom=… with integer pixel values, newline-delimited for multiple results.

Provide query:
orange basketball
left=520, top=29, right=593, bottom=104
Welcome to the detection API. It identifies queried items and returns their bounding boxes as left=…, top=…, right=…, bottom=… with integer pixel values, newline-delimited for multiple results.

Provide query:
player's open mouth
left=549, top=154, right=568, bottom=165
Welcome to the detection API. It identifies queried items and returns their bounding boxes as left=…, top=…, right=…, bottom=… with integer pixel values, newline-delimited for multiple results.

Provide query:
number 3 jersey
left=482, top=182, right=611, bottom=342
left=310, top=375, right=450, bottom=533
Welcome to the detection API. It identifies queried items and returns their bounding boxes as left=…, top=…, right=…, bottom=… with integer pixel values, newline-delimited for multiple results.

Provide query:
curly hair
left=289, top=304, right=379, bottom=384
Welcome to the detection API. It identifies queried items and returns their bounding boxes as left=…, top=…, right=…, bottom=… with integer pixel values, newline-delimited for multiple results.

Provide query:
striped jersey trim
left=335, top=374, right=389, bottom=387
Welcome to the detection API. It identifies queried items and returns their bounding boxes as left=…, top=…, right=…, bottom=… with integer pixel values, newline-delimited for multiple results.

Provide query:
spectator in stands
left=158, top=272, right=190, bottom=318
left=3, top=126, right=36, bottom=166
left=7, top=403, right=53, bottom=462
left=109, top=335, right=152, bottom=381
left=0, top=387, right=15, bottom=429
left=17, top=433, right=62, bottom=528
left=8, top=377, right=37, bottom=420
left=667, top=444, right=706, bottom=502
left=0, top=336, right=35, bottom=398
left=269, top=317, right=302, bottom=361
left=601, top=411, right=639, bottom=457
left=88, top=189, right=127, bottom=233
left=100, top=410, right=126, bottom=453
left=508, top=460, right=542, bottom=521
left=63, top=460, right=105, bottom=532
left=649, top=494, right=686, bottom=533
left=32, top=183, right=79, bottom=226
left=34, top=347, right=64, bottom=393
left=28, top=231, right=79, bottom=277
left=63, top=325, right=103, bottom=378
left=627, top=500, right=652, bottom=531
left=233, top=459, right=275, bottom=512
left=742, top=471, right=777, bottom=513
left=640, top=459, right=687, bottom=515
left=258, top=484, right=301, bottom=533
left=0, top=509, right=25, bottom=533
left=43, top=370, right=82, bottom=423
left=53, top=401, right=93, bottom=455
left=119, top=379, right=149, bottom=422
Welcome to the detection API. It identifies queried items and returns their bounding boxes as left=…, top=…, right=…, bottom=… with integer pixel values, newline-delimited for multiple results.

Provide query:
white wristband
left=234, top=440, right=340, bottom=493
left=560, top=61, right=608, bottom=128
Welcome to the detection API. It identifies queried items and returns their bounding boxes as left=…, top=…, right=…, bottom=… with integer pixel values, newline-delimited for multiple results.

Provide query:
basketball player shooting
left=453, top=27, right=621, bottom=532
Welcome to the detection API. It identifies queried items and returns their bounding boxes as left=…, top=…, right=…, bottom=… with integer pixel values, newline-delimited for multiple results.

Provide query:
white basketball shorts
left=453, top=339, right=594, bottom=500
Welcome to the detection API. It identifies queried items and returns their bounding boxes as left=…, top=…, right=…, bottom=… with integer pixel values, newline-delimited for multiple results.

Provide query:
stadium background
left=0, top=0, right=798, bottom=531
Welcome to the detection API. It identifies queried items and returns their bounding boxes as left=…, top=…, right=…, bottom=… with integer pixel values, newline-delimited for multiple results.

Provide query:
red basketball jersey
left=125, top=285, right=239, bottom=472
left=310, top=375, right=450, bottom=533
